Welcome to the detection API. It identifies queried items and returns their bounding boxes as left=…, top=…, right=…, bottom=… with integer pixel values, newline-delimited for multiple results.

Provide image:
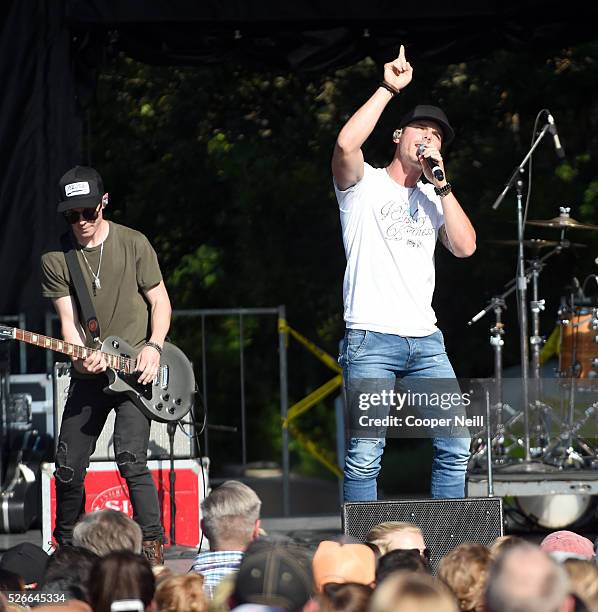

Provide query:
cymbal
left=526, top=215, right=598, bottom=230
left=488, top=239, right=587, bottom=249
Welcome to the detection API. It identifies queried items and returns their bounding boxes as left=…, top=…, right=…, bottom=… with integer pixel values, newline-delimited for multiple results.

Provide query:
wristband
left=144, top=341, right=163, bottom=355
left=434, top=183, right=452, bottom=198
left=379, top=81, right=400, bottom=97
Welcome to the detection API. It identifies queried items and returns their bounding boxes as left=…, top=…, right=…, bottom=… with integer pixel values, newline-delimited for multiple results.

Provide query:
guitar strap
left=60, top=232, right=101, bottom=345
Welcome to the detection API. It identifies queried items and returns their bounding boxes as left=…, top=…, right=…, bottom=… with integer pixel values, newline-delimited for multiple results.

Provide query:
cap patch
left=65, top=181, right=90, bottom=197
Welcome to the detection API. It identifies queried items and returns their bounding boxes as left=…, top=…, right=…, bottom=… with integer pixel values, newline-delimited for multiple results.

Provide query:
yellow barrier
left=278, top=317, right=343, bottom=477
left=540, top=326, right=561, bottom=365
left=283, top=375, right=343, bottom=426
left=287, top=421, right=343, bottom=478
left=279, top=318, right=342, bottom=374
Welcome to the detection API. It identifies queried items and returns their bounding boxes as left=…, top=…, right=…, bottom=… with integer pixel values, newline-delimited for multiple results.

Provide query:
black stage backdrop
left=0, top=1, right=81, bottom=324
left=1, top=0, right=597, bottom=331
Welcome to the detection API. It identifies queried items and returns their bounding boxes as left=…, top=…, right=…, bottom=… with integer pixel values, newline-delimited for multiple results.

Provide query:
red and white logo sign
left=91, top=485, right=133, bottom=516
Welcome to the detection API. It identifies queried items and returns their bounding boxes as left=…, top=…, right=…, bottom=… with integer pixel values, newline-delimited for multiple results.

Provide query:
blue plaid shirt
left=191, top=550, right=244, bottom=597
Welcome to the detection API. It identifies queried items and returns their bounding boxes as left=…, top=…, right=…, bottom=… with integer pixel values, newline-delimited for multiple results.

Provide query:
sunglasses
left=63, top=207, right=100, bottom=224
left=400, top=547, right=432, bottom=561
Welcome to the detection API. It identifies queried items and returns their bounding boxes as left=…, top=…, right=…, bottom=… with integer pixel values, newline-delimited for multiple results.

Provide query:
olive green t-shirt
left=41, top=221, right=162, bottom=351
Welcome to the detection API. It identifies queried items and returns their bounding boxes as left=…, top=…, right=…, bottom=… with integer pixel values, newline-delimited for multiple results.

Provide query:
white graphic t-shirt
left=335, top=162, right=445, bottom=337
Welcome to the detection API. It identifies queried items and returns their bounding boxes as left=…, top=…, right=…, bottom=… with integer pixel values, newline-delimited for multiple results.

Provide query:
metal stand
left=514, top=178, right=532, bottom=461
left=0, top=340, right=9, bottom=486
left=529, top=256, right=546, bottom=388
left=469, top=248, right=570, bottom=469
left=491, top=119, right=553, bottom=461
left=167, top=421, right=177, bottom=546
left=490, top=298, right=507, bottom=434
left=486, top=391, right=494, bottom=497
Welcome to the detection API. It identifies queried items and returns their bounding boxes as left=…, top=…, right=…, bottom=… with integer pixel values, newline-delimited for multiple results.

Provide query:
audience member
left=540, top=531, right=595, bottom=563
left=562, top=559, right=598, bottom=612
left=485, top=543, right=573, bottom=612
left=312, top=541, right=375, bottom=592
left=369, top=572, right=459, bottom=612
left=72, top=509, right=143, bottom=556
left=0, top=542, right=49, bottom=587
left=192, top=480, right=262, bottom=597
left=487, top=535, right=525, bottom=560
left=27, top=603, right=90, bottom=612
left=39, top=545, right=98, bottom=604
left=155, top=574, right=207, bottom=612
left=317, top=582, right=372, bottom=612
left=363, top=541, right=382, bottom=561
left=152, top=564, right=174, bottom=587
left=366, top=522, right=427, bottom=557
left=231, top=538, right=313, bottom=611
left=376, top=549, right=430, bottom=583
left=437, top=543, right=491, bottom=611
left=0, top=568, right=24, bottom=592
left=87, top=550, right=155, bottom=612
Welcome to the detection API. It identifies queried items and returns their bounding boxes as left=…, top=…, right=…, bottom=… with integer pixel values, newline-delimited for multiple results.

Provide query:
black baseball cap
left=398, top=105, right=455, bottom=145
left=57, top=166, right=104, bottom=212
left=0, top=542, right=49, bottom=585
left=233, top=539, right=313, bottom=611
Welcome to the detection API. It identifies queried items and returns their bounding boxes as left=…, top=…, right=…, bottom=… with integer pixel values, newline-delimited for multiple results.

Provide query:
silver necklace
left=80, top=241, right=104, bottom=295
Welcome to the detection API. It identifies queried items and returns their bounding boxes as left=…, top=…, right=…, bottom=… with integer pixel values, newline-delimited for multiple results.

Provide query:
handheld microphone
left=417, top=144, right=444, bottom=181
left=546, top=112, right=565, bottom=160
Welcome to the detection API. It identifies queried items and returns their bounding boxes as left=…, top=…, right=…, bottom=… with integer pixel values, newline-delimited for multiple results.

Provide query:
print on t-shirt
left=380, top=198, right=435, bottom=246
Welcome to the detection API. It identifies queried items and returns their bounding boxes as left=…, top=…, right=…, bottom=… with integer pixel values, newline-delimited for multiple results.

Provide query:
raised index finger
left=398, top=44, right=406, bottom=61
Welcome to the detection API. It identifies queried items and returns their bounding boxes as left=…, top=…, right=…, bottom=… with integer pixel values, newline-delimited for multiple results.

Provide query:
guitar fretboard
left=13, top=328, right=135, bottom=374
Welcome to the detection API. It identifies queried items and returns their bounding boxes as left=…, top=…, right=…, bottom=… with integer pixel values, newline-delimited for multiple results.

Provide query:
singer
left=332, top=44, right=476, bottom=502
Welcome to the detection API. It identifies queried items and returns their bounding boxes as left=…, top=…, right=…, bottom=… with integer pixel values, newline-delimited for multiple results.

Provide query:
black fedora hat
left=398, top=105, right=455, bottom=145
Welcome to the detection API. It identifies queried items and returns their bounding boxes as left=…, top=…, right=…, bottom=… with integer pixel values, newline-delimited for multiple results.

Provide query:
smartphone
left=110, top=600, right=145, bottom=612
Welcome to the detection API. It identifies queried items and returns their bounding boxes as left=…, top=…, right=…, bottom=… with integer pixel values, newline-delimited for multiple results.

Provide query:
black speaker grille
left=343, top=498, right=503, bottom=572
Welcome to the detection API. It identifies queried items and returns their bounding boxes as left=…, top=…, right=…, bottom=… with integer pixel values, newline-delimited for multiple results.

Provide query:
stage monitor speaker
left=343, top=497, right=503, bottom=572
left=53, top=363, right=196, bottom=461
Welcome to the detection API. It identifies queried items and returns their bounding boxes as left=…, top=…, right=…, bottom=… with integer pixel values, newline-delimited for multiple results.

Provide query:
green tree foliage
left=89, top=42, right=598, bottom=475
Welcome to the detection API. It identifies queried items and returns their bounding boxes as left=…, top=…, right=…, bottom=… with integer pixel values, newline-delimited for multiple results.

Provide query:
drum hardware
left=490, top=119, right=559, bottom=459
left=469, top=240, right=569, bottom=465
left=477, top=111, right=598, bottom=509
left=541, top=402, right=598, bottom=467
left=489, top=238, right=587, bottom=250
left=470, top=222, right=598, bottom=471
left=526, top=207, right=598, bottom=231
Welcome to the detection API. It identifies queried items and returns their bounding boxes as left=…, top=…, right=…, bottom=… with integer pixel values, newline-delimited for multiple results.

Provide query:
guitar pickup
left=153, top=365, right=169, bottom=390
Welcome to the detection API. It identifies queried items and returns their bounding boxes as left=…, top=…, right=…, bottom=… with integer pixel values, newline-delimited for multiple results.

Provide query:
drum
left=558, top=307, right=598, bottom=377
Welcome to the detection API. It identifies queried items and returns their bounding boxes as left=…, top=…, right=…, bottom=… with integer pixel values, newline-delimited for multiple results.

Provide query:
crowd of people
left=0, top=481, right=597, bottom=612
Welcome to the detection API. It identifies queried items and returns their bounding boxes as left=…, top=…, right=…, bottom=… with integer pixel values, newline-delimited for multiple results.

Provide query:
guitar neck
left=10, top=328, right=135, bottom=373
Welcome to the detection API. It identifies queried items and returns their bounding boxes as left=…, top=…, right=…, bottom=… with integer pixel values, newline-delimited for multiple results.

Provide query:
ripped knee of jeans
left=55, top=442, right=75, bottom=483
left=55, top=466, right=75, bottom=483
left=116, top=451, right=137, bottom=466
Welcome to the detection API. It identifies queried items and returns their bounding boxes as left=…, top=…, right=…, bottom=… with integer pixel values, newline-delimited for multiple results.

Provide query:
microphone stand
left=491, top=121, right=552, bottom=464
left=167, top=421, right=177, bottom=546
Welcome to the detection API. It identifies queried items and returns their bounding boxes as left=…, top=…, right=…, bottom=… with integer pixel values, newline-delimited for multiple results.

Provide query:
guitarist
left=41, top=166, right=171, bottom=565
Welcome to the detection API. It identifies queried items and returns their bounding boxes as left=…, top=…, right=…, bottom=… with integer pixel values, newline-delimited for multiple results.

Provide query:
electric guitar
left=0, top=326, right=195, bottom=423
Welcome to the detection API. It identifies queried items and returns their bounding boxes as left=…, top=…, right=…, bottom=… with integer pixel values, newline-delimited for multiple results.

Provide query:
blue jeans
left=340, top=328, right=471, bottom=502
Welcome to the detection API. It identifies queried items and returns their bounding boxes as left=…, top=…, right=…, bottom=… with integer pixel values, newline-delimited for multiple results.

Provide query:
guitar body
left=0, top=325, right=196, bottom=423
left=101, top=336, right=195, bottom=423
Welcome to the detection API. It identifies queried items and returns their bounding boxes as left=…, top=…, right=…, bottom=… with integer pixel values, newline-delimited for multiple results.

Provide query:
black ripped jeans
left=54, top=375, right=164, bottom=544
